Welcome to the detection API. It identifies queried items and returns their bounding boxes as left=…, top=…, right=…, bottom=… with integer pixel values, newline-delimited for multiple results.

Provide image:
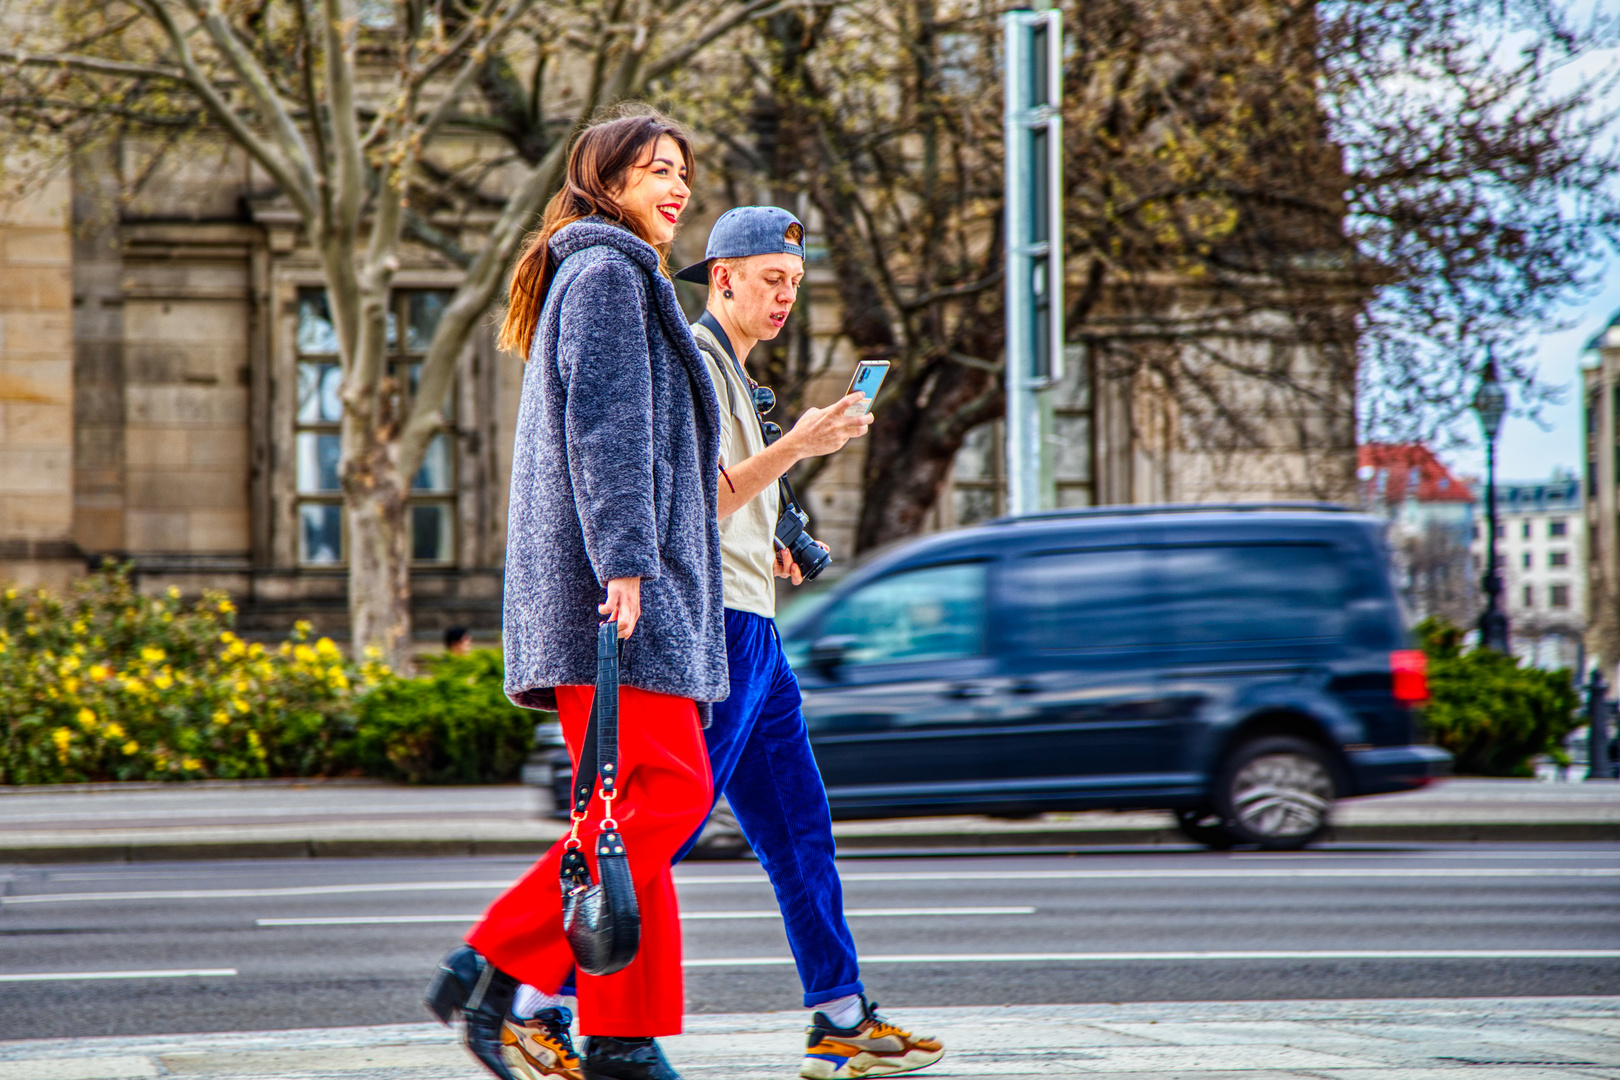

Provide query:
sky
left=1438, top=10, right=1619, bottom=487
left=1445, top=259, right=1620, bottom=485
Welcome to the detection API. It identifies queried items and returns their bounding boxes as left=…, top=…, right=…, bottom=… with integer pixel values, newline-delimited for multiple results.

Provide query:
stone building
left=1581, top=308, right=1620, bottom=675
left=1469, top=472, right=1584, bottom=671
left=0, top=141, right=1360, bottom=638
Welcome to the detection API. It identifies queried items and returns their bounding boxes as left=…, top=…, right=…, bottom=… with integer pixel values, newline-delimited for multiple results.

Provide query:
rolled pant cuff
left=804, top=980, right=865, bottom=1009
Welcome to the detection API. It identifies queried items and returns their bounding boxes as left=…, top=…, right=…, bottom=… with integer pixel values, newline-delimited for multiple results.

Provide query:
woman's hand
left=600, top=576, right=642, bottom=638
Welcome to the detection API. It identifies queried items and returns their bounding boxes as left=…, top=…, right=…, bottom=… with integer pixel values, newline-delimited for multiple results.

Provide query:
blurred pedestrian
left=510, top=207, right=945, bottom=1080
left=445, top=626, right=473, bottom=655
left=423, top=109, right=725, bottom=1080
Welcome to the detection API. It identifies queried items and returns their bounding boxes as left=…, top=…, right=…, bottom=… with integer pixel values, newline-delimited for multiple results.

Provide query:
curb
left=830, top=821, right=1620, bottom=851
left=0, top=821, right=1613, bottom=864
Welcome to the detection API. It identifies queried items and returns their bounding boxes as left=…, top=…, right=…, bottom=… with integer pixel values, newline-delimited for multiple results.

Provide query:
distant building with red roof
left=1358, top=443, right=1478, bottom=625
left=1357, top=444, right=1475, bottom=507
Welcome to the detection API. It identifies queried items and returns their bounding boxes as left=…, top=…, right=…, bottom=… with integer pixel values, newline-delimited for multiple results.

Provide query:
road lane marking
left=0, top=969, right=237, bottom=982
left=0, top=881, right=517, bottom=905
left=686, top=907, right=1037, bottom=919
left=8, top=867, right=1614, bottom=904
left=258, top=915, right=481, bottom=926
left=677, top=868, right=1620, bottom=884
left=255, top=906, right=1036, bottom=927
left=684, top=949, right=1620, bottom=967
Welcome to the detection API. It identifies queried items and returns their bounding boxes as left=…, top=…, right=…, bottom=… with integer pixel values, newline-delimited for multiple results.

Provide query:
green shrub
left=0, top=565, right=379, bottom=783
left=351, top=649, right=537, bottom=783
left=0, top=565, right=536, bottom=785
left=1415, top=617, right=1580, bottom=776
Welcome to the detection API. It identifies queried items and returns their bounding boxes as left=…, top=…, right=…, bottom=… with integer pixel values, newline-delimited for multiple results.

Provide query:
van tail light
left=1391, top=649, right=1429, bottom=705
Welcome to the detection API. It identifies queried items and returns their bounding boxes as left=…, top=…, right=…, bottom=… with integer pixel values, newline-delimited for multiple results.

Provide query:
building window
left=1522, top=551, right=1532, bottom=569
left=1523, top=584, right=1534, bottom=607
left=1550, top=550, right=1569, bottom=568
left=1521, top=520, right=1531, bottom=539
left=295, top=287, right=456, bottom=566
left=1550, top=518, right=1568, bottom=537
left=1551, top=584, right=1570, bottom=608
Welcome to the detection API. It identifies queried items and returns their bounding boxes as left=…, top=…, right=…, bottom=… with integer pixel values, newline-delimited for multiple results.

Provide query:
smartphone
left=844, top=360, right=890, bottom=417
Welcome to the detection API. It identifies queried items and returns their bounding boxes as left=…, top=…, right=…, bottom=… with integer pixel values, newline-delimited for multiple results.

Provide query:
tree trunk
left=854, top=359, right=1002, bottom=552
left=343, top=430, right=413, bottom=674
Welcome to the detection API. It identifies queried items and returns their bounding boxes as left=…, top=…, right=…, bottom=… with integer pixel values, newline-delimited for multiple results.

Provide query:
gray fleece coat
left=502, top=218, right=727, bottom=708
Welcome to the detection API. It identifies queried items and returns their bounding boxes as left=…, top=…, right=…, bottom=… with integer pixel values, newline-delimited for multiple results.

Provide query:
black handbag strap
left=572, top=620, right=622, bottom=817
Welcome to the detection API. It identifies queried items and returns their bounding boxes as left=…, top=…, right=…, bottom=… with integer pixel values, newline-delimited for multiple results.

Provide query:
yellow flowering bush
left=0, top=565, right=387, bottom=783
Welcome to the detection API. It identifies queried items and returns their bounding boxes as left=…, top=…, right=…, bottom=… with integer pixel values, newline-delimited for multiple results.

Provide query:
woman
left=424, top=111, right=725, bottom=1080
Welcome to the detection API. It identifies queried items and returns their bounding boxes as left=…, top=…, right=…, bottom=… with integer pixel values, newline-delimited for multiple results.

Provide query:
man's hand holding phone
left=782, top=392, right=872, bottom=458
left=780, top=360, right=888, bottom=460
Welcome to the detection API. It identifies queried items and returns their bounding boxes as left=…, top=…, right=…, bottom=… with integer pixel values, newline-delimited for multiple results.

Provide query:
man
left=501, top=208, right=945, bottom=1080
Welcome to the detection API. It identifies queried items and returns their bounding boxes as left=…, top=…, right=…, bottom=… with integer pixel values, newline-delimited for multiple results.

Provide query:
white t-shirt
left=693, top=321, right=779, bottom=618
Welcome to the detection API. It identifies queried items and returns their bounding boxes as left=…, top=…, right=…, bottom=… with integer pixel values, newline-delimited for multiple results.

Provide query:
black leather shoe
left=581, top=1036, right=683, bottom=1080
left=424, top=944, right=521, bottom=1080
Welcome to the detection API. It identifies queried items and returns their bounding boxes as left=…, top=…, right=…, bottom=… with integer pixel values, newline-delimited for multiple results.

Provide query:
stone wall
left=0, top=166, right=77, bottom=590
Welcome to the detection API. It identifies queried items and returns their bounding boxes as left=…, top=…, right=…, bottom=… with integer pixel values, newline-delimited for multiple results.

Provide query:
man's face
left=717, top=253, right=804, bottom=341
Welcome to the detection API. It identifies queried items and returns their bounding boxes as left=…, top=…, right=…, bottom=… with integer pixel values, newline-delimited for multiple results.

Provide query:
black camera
left=775, top=488, right=831, bottom=580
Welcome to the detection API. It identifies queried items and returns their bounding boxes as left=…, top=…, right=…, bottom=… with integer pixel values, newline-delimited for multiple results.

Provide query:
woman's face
left=617, top=135, right=691, bottom=246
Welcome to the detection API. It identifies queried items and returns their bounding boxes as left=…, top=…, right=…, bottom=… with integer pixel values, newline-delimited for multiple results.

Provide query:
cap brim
left=674, top=260, right=709, bottom=284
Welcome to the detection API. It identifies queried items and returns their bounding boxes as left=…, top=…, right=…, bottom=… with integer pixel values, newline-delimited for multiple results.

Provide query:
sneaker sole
left=799, top=1046, right=945, bottom=1079
left=503, top=1040, right=582, bottom=1080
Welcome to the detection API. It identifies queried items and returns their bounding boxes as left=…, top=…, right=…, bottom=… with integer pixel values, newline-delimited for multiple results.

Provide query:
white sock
left=815, top=994, right=866, bottom=1029
left=512, top=984, right=573, bottom=1019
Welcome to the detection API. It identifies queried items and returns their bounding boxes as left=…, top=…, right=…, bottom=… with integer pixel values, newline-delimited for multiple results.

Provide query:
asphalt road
left=0, top=844, right=1614, bottom=1040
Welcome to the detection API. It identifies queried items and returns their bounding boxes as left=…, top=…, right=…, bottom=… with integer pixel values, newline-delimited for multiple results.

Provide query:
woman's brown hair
left=497, top=109, right=695, bottom=356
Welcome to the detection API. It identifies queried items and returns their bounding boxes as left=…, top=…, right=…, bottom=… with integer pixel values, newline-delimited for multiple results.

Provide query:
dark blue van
left=777, top=504, right=1451, bottom=850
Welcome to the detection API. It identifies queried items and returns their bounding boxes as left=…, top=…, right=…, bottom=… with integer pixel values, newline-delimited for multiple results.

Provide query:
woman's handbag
left=559, top=618, right=641, bottom=976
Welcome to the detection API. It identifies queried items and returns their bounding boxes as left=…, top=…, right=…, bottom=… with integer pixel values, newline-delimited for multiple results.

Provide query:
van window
left=1151, top=544, right=1347, bottom=644
left=815, top=562, right=987, bottom=665
left=1006, top=543, right=1347, bottom=650
left=1004, top=547, right=1156, bottom=650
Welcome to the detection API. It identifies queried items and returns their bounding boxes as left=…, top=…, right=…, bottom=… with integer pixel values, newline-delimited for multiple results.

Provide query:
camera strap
left=693, top=313, right=796, bottom=516
left=697, top=311, right=752, bottom=395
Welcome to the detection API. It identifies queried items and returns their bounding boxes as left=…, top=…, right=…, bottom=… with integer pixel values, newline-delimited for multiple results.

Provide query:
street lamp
left=1473, top=359, right=1510, bottom=652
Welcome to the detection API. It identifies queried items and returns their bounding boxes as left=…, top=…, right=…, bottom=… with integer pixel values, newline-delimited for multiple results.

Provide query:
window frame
left=291, top=286, right=459, bottom=568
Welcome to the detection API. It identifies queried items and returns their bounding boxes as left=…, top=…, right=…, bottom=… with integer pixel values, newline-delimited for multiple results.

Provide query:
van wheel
left=1213, top=735, right=1336, bottom=850
left=1174, top=809, right=1235, bottom=850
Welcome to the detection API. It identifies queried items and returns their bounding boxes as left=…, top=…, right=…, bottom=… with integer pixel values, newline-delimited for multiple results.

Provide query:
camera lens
left=752, top=386, right=776, bottom=415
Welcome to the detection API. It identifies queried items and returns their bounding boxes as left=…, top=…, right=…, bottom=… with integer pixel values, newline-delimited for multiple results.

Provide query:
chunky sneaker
left=503, top=1007, right=582, bottom=1080
left=800, top=999, right=944, bottom=1079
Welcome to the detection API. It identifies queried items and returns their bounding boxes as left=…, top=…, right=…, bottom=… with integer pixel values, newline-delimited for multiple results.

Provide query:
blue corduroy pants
left=676, top=608, right=864, bottom=1007
left=559, top=607, right=863, bottom=1009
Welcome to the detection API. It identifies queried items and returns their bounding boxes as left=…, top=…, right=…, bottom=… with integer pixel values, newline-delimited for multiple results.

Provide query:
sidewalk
left=0, top=778, right=1613, bottom=863
left=1, top=998, right=1616, bottom=1078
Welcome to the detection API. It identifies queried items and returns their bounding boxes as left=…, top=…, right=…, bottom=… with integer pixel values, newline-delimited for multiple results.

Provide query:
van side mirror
left=810, top=635, right=857, bottom=675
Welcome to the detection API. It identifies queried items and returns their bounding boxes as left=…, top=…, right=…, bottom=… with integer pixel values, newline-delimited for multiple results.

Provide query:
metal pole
left=1003, top=8, right=1063, bottom=516
left=1588, top=668, right=1612, bottom=781
left=1479, top=434, right=1510, bottom=652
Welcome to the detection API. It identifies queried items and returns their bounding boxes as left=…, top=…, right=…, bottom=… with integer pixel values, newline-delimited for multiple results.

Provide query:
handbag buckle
left=564, top=808, right=589, bottom=850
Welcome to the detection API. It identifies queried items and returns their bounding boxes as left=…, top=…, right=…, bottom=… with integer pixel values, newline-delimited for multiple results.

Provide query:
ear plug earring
left=724, top=289, right=734, bottom=299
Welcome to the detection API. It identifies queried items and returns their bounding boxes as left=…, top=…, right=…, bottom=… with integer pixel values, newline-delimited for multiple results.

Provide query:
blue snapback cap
left=675, top=206, right=806, bottom=284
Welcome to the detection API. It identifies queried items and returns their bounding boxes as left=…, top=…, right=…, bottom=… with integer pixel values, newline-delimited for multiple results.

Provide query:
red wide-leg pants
left=467, top=684, right=711, bottom=1036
